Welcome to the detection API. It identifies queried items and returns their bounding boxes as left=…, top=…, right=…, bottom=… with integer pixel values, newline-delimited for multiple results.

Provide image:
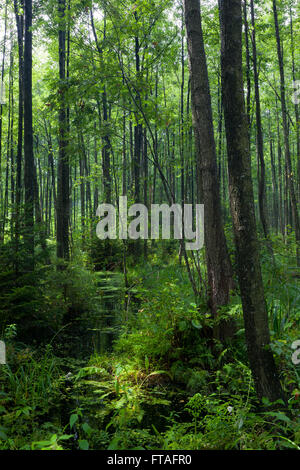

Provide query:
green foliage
left=0, top=346, right=63, bottom=450
left=0, top=0, right=299, bottom=453
left=88, top=238, right=124, bottom=272
left=0, top=243, right=118, bottom=353
left=116, top=262, right=212, bottom=367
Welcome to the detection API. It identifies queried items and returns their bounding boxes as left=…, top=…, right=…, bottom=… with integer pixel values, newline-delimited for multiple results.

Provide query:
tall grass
left=1, top=345, right=60, bottom=408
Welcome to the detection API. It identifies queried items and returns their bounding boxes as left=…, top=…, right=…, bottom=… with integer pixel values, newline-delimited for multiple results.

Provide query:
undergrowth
left=0, top=238, right=299, bottom=450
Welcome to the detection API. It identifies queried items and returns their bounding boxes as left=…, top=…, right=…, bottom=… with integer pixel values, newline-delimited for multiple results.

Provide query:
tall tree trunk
left=179, top=10, right=185, bottom=267
left=56, top=0, right=70, bottom=261
left=143, top=128, right=148, bottom=259
left=122, top=108, right=127, bottom=198
left=270, top=135, right=279, bottom=232
left=243, top=0, right=251, bottom=136
left=44, top=119, right=56, bottom=224
left=90, top=7, right=112, bottom=204
left=219, top=0, right=285, bottom=402
left=184, top=0, right=234, bottom=340
left=250, top=0, right=270, bottom=242
left=133, top=14, right=143, bottom=205
left=3, top=48, right=13, bottom=240
left=0, top=0, right=8, bottom=242
left=24, top=0, right=35, bottom=270
left=9, top=48, right=15, bottom=237
left=14, top=0, right=24, bottom=273
left=94, top=122, right=99, bottom=213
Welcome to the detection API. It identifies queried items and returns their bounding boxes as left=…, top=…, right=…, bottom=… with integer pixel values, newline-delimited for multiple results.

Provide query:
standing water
left=90, top=271, right=125, bottom=354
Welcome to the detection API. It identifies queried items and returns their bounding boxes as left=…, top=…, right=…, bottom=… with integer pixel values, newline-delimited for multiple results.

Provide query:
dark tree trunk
left=14, top=0, right=24, bottom=272
left=122, top=108, right=127, bottom=197
left=44, top=120, right=57, bottom=225
left=0, top=0, right=8, bottom=239
left=219, top=0, right=285, bottom=402
left=56, top=0, right=70, bottom=261
left=133, top=16, right=143, bottom=205
left=289, top=5, right=300, bottom=201
left=270, top=136, right=279, bottom=232
left=243, top=0, right=251, bottom=136
left=90, top=8, right=112, bottom=204
left=250, top=0, right=270, bottom=242
left=23, top=0, right=35, bottom=270
left=184, top=0, right=234, bottom=340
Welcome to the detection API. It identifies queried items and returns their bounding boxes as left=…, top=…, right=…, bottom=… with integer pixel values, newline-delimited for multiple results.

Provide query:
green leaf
left=78, top=440, right=89, bottom=450
left=70, top=413, right=79, bottom=429
left=108, top=437, right=120, bottom=450
left=0, top=429, right=8, bottom=440
left=146, top=370, right=173, bottom=380
left=59, top=434, right=74, bottom=441
left=191, top=320, right=202, bottom=329
left=82, top=422, right=93, bottom=436
left=265, top=411, right=291, bottom=424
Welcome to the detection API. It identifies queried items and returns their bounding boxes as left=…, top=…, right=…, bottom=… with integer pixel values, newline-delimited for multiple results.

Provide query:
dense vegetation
left=0, top=0, right=299, bottom=451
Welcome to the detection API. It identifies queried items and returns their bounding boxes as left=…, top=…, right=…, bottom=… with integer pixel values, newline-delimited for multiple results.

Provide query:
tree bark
left=56, top=0, right=70, bottom=261
left=0, top=0, right=8, bottom=238
left=219, top=0, right=285, bottom=402
left=24, top=0, right=35, bottom=271
left=14, top=0, right=24, bottom=272
left=90, top=7, right=112, bottom=204
left=184, top=0, right=234, bottom=340
left=250, top=0, right=270, bottom=242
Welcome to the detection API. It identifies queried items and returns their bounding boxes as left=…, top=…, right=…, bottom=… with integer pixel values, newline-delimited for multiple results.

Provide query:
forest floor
left=0, top=236, right=300, bottom=450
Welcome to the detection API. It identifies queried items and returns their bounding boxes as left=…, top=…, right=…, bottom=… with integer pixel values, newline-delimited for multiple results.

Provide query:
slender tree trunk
left=275, top=95, right=284, bottom=235
left=24, top=0, right=35, bottom=271
left=268, top=112, right=279, bottom=232
left=3, top=48, right=13, bottom=240
left=0, top=0, right=8, bottom=242
left=56, top=0, right=70, bottom=261
left=250, top=0, right=270, bottom=243
left=10, top=48, right=15, bottom=238
left=243, top=0, right=251, bottom=135
left=90, top=8, right=112, bottom=204
left=78, top=134, right=85, bottom=238
left=94, top=123, right=99, bottom=213
left=44, top=120, right=57, bottom=223
left=133, top=14, right=143, bottom=206
left=122, top=109, right=127, bottom=197
left=270, top=136, right=279, bottom=232
left=14, top=0, right=24, bottom=272
left=179, top=11, right=185, bottom=267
